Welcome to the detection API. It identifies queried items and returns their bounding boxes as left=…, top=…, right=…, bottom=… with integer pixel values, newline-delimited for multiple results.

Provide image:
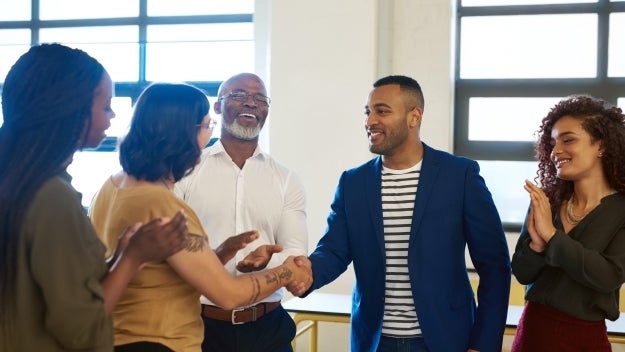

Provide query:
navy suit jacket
left=307, top=143, right=511, bottom=352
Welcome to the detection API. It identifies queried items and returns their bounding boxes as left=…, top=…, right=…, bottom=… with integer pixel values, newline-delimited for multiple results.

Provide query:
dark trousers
left=201, top=305, right=295, bottom=352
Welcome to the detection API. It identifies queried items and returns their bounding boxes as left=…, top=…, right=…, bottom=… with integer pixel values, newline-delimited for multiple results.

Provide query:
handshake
left=282, top=255, right=313, bottom=297
left=215, top=231, right=313, bottom=296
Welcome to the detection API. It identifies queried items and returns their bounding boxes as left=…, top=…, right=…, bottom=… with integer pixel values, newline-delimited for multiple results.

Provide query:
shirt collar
left=206, top=139, right=267, bottom=160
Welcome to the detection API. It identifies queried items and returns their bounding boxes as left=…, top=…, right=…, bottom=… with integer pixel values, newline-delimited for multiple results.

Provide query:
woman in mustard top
left=89, top=82, right=312, bottom=352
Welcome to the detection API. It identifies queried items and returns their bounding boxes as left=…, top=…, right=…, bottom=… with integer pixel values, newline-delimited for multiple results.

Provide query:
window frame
left=454, top=0, right=625, bottom=230
left=0, top=0, right=253, bottom=150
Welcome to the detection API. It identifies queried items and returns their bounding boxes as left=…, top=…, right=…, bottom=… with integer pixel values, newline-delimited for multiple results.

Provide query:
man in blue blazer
left=289, top=75, right=511, bottom=352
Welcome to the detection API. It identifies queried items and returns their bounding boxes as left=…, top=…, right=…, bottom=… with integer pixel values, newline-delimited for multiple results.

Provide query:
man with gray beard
left=175, top=73, right=308, bottom=352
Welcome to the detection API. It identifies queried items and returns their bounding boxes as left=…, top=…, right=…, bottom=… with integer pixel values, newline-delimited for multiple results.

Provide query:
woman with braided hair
left=0, top=43, right=188, bottom=351
left=512, top=95, right=625, bottom=351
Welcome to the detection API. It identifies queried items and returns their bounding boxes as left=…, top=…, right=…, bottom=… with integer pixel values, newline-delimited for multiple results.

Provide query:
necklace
left=566, top=190, right=619, bottom=226
left=566, top=196, right=585, bottom=226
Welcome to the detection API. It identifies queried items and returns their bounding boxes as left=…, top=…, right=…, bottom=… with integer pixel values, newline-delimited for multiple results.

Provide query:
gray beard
left=223, top=119, right=261, bottom=140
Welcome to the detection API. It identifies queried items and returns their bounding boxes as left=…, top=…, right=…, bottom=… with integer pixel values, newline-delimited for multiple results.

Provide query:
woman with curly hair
left=511, top=95, right=625, bottom=351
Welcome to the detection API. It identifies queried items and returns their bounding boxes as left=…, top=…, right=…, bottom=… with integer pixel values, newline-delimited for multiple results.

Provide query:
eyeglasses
left=197, top=119, right=218, bottom=131
left=219, top=91, right=271, bottom=106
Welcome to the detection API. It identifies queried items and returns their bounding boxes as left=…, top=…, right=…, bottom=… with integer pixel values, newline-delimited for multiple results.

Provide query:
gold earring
left=599, top=152, right=604, bottom=157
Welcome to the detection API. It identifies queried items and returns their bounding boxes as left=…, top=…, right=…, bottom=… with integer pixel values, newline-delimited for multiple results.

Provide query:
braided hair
left=0, top=43, right=105, bottom=348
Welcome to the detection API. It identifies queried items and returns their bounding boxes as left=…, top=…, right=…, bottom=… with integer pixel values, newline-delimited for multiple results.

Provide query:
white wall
left=259, top=0, right=454, bottom=295
left=256, top=1, right=454, bottom=350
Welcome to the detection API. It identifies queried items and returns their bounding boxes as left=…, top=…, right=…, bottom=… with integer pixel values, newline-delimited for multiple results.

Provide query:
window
left=455, top=0, right=625, bottom=229
left=0, top=0, right=254, bottom=207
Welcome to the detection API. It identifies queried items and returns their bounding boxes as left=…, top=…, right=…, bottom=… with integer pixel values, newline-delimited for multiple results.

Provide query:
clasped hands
left=524, top=179, right=557, bottom=253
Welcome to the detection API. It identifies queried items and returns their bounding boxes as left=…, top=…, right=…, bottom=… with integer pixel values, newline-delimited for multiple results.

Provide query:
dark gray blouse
left=512, top=193, right=625, bottom=321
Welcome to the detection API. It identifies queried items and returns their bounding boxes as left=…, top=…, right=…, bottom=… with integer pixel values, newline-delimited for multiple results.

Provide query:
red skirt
left=511, top=301, right=611, bottom=352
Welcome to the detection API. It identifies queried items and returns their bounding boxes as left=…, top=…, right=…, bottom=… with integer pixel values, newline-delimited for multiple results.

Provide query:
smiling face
left=81, top=70, right=115, bottom=148
left=215, top=73, right=269, bottom=141
left=550, top=115, right=604, bottom=182
left=364, top=84, right=422, bottom=157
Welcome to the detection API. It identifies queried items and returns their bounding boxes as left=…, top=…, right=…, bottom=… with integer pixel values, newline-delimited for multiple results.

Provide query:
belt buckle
left=231, top=306, right=256, bottom=325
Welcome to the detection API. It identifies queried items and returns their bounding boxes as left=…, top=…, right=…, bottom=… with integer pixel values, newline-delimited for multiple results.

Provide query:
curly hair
left=119, top=82, right=210, bottom=182
left=0, top=43, right=105, bottom=349
left=534, top=94, right=625, bottom=210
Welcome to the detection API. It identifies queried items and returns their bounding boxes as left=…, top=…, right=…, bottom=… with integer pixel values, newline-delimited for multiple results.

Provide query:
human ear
left=214, top=100, right=223, bottom=115
left=410, top=107, right=423, bottom=128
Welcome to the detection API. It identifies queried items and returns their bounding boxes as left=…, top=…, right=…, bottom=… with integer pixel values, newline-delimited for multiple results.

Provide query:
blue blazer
left=307, top=144, right=511, bottom=352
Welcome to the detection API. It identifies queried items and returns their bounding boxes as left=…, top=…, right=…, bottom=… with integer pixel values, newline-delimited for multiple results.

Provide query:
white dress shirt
left=174, top=140, right=308, bottom=306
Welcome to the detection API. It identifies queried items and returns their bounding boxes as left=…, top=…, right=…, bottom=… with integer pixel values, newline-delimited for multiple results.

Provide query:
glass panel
left=608, top=13, right=625, bottom=77
left=148, top=23, right=253, bottom=42
left=619, top=98, right=624, bottom=108
left=0, top=29, right=30, bottom=45
left=0, top=30, right=31, bottom=84
left=148, top=0, right=253, bottom=16
left=460, top=14, right=597, bottom=79
left=478, top=160, right=538, bottom=225
left=40, top=27, right=139, bottom=82
left=40, top=0, right=139, bottom=20
left=0, top=0, right=30, bottom=20
left=469, top=97, right=562, bottom=141
left=108, top=97, right=133, bottom=138
left=39, top=26, right=137, bottom=44
left=67, top=151, right=121, bottom=208
left=147, top=41, right=253, bottom=81
left=74, top=44, right=139, bottom=82
left=462, top=0, right=594, bottom=5
left=146, top=23, right=254, bottom=82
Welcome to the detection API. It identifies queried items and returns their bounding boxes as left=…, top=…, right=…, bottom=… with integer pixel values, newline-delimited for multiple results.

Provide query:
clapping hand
left=236, top=244, right=284, bottom=272
left=524, top=179, right=555, bottom=252
left=214, top=230, right=260, bottom=264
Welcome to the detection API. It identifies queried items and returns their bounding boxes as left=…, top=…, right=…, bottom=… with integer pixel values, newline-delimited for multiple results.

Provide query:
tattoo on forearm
left=248, top=276, right=261, bottom=304
left=265, top=271, right=280, bottom=286
left=184, top=234, right=207, bottom=253
left=278, top=268, right=293, bottom=283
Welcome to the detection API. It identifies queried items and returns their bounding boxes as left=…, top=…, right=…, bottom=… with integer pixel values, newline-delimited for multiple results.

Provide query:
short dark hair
left=119, top=83, right=210, bottom=182
left=373, top=75, right=425, bottom=111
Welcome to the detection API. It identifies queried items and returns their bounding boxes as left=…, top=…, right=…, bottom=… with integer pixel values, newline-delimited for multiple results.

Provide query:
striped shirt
left=381, top=162, right=421, bottom=337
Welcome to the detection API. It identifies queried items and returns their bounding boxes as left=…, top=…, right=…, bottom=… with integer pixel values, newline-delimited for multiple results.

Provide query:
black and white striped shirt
left=381, top=162, right=421, bottom=337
